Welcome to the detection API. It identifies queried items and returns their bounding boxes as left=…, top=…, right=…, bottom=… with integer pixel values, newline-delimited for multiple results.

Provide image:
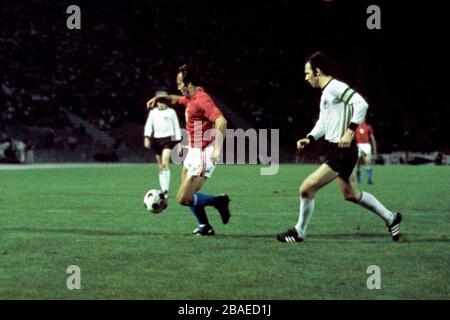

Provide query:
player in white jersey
left=144, top=90, right=182, bottom=196
left=276, top=52, right=402, bottom=243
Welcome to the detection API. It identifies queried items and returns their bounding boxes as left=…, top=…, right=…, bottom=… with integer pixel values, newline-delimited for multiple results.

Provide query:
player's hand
left=210, top=148, right=221, bottom=165
left=297, top=138, right=310, bottom=152
left=146, top=97, right=157, bottom=110
left=144, top=137, right=151, bottom=149
left=338, top=130, right=354, bottom=148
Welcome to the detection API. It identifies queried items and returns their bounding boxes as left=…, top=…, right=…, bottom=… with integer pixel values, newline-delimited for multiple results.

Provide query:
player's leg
left=153, top=140, right=166, bottom=193
left=159, top=148, right=172, bottom=194
left=176, top=172, right=216, bottom=235
left=178, top=146, right=230, bottom=235
left=176, top=172, right=207, bottom=206
left=356, top=156, right=362, bottom=183
left=336, top=171, right=362, bottom=203
left=296, top=164, right=339, bottom=237
left=356, top=145, right=363, bottom=183
left=202, top=145, right=230, bottom=224
left=277, top=164, right=338, bottom=242
left=364, top=153, right=373, bottom=184
left=187, top=146, right=230, bottom=221
left=336, top=173, right=402, bottom=240
left=155, top=153, right=165, bottom=193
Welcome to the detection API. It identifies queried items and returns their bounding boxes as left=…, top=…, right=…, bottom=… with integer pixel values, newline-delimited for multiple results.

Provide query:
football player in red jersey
left=355, top=120, right=377, bottom=184
left=147, top=64, right=230, bottom=236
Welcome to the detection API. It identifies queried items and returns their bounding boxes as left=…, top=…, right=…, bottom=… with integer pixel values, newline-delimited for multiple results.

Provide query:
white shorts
left=357, top=143, right=372, bottom=157
left=183, top=144, right=216, bottom=178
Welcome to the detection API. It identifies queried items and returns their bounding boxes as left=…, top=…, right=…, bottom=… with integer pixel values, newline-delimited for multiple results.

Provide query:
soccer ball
left=143, top=189, right=168, bottom=214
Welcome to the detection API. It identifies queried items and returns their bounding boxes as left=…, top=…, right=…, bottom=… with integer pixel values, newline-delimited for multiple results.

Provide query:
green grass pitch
left=0, top=164, right=449, bottom=299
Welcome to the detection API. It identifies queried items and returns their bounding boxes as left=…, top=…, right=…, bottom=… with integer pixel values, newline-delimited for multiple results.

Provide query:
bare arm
left=146, top=95, right=181, bottom=110
left=370, top=134, right=377, bottom=155
left=143, top=111, right=153, bottom=149
left=211, top=115, right=227, bottom=163
left=171, top=109, right=182, bottom=141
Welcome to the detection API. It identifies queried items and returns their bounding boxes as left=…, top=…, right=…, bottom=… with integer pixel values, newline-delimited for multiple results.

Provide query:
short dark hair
left=178, top=64, right=203, bottom=85
left=305, top=51, right=335, bottom=76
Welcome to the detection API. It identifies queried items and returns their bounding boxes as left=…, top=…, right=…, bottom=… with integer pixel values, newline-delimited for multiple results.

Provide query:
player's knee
left=299, top=183, right=315, bottom=198
left=176, top=193, right=192, bottom=206
left=159, top=163, right=169, bottom=171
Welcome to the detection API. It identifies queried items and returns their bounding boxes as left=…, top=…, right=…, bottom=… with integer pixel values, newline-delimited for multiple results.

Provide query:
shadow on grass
left=2, top=227, right=448, bottom=243
left=1, top=227, right=165, bottom=237
left=1, top=226, right=275, bottom=240
left=217, top=233, right=450, bottom=243
left=35, top=191, right=132, bottom=198
left=308, top=233, right=449, bottom=243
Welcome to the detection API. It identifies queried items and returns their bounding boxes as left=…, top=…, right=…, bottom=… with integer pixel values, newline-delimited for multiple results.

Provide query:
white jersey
left=308, top=79, right=368, bottom=143
left=144, top=107, right=182, bottom=140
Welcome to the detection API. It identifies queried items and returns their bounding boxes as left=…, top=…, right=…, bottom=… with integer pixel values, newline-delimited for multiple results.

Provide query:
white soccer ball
left=143, top=189, right=167, bottom=214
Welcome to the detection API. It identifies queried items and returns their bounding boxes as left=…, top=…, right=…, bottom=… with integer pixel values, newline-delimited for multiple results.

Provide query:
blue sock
left=356, top=169, right=361, bottom=183
left=366, top=167, right=373, bottom=182
left=190, top=205, right=209, bottom=225
left=193, top=193, right=216, bottom=207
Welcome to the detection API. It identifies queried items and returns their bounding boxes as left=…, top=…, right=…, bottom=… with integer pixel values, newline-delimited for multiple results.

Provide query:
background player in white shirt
left=276, top=52, right=402, bottom=243
left=144, top=90, right=182, bottom=196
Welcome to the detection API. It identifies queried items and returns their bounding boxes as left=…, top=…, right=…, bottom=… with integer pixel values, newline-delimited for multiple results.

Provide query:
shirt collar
left=190, top=87, right=204, bottom=99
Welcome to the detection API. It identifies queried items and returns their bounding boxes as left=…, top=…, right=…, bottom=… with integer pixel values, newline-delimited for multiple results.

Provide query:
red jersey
left=178, top=88, right=223, bottom=148
left=355, top=123, right=373, bottom=144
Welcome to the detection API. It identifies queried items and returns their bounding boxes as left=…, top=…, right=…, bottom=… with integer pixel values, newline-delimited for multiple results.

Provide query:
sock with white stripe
left=358, top=191, right=394, bottom=225
left=295, top=197, right=315, bottom=239
left=192, top=193, right=216, bottom=207
left=159, top=169, right=170, bottom=193
left=190, top=206, right=209, bottom=225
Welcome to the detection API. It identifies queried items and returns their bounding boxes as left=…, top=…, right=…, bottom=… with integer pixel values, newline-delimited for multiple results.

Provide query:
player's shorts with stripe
left=324, top=141, right=358, bottom=180
left=357, top=143, right=372, bottom=158
left=151, top=137, right=180, bottom=155
left=183, top=144, right=216, bottom=178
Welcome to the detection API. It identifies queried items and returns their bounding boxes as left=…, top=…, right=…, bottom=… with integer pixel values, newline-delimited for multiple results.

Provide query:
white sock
left=295, top=197, right=315, bottom=239
left=159, top=169, right=170, bottom=193
left=358, top=191, right=394, bottom=225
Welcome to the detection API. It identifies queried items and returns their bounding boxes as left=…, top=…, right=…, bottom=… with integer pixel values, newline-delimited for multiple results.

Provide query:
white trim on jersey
left=144, top=107, right=182, bottom=140
left=308, top=79, right=368, bottom=143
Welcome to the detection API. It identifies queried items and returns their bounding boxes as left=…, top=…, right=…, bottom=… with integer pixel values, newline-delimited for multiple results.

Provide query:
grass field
left=0, top=163, right=449, bottom=299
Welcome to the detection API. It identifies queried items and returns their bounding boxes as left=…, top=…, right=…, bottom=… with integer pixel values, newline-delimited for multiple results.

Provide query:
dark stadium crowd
left=1, top=0, right=449, bottom=156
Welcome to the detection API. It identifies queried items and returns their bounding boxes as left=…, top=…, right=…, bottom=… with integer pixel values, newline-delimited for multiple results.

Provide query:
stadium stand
left=1, top=1, right=448, bottom=163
